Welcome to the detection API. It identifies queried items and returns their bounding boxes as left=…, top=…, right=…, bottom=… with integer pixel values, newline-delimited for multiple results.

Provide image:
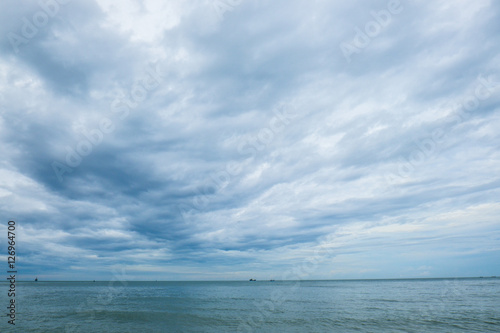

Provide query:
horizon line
left=3, top=276, right=498, bottom=282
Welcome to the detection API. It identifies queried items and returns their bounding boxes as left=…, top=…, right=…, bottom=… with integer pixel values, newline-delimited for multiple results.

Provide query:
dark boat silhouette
left=35, top=277, right=38, bottom=282
left=249, top=278, right=256, bottom=281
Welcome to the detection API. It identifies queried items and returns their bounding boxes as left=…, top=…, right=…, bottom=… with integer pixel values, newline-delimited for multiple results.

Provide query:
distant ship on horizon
left=35, top=277, right=38, bottom=282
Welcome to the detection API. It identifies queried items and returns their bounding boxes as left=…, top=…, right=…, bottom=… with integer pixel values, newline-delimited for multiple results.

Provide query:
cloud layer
left=0, top=0, right=499, bottom=280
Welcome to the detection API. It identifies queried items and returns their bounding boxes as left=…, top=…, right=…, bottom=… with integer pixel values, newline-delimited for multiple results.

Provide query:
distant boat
left=270, top=279, right=275, bottom=282
left=249, top=279, right=256, bottom=281
left=35, top=277, right=38, bottom=282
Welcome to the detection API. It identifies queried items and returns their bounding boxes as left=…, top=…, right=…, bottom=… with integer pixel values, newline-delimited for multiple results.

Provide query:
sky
left=0, top=0, right=499, bottom=281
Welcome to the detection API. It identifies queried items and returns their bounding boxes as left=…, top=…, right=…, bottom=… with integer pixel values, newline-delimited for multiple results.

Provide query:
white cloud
left=0, top=0, right=498, bottom=280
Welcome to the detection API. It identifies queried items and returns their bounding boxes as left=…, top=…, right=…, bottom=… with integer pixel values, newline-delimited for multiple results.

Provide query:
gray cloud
left=0, top=0, right=499, bottom=280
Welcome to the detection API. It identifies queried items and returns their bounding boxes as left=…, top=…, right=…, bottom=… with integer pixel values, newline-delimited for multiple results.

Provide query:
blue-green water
left=0, top=278, right=499, bottom=332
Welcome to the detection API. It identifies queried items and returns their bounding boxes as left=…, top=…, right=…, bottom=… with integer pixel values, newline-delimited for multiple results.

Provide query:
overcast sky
left=0, top=0, right=499, bottom=281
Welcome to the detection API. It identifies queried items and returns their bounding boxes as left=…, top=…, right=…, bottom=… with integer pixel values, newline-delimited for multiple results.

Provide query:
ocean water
left=0, top=278, right=499, bottom=332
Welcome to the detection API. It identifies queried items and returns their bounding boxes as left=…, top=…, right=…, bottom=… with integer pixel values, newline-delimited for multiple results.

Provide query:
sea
left=0, top=278, right=498, bottom=332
